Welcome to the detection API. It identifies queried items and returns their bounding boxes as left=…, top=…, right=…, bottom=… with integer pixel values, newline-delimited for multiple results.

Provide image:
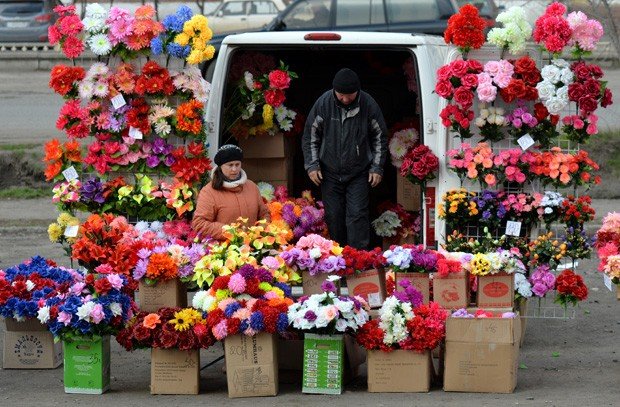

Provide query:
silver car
left=0, top=0, right=55, bottom=42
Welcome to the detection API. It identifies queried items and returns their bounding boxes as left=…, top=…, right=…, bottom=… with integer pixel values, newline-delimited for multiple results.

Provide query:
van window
left=385, top=0, right=440, bottom=23
left=251, top=0, right=278, bottom=14
left=282, top=0, right=331, bottom=29
left=221, top=1, right=247, bottom=15
left=336, top=0, right=385, bottom=26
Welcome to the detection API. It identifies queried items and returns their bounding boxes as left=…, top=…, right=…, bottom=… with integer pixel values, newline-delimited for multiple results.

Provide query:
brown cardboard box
left=394, top=272, right=430, bottom=304
left=396, top=176, right=421, bottom=211
left=4, top=317, right=47, bottom=331
left=302, top=271, right=339, bottom=296
left=444, top=316, right=521, bottom=393
left=138, top=279, right=187, bottom=313
left=477, top=273, right=515, bottom=308
left=242, top=158, right=290, bottom=183
left=150, top=348, right=199, bottom=394
left=224, top=333, right=278, bottom=398
left=432, top=271, right=470, bottom=309
left=3, top=330, right=63, bottom=369
left=345, top=269, right=386, bottom=308
left=367, top=349, right=431, bottom=393
left=368, top=309, right=380, bottom=320
left=238, top=135, right=286, bottom=158
left=515, top=298, right=528, bottom=347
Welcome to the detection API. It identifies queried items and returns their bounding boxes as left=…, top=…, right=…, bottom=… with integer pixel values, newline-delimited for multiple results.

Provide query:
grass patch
left=0, top=143, right=40, bottom=151
left=0, top=186, right=49, bottom=200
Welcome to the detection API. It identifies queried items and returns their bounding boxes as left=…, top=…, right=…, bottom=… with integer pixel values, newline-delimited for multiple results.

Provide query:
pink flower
left=90, top=304, right=105, bottom=323
left=70, top=282, right=86, bottom=295
left=586, top=123, right=597, bottom=135
left=484, top=61, right=501, bottom=76
left=232, top=307, right=252, bottom=321
left=106, top=274, right=124, bottom=290
left=477, top=72, right=492, bottom=86
left=477, top=84, right=497, bottom=103
left=95, top=264, right=113, bottom=274
left=323, top=305, right=339, bottom=321
left=228, top=273, right=247, bottom=294
left=212, top=320, right=228, bottom=340
left=58, top=311, right=72, bottom=326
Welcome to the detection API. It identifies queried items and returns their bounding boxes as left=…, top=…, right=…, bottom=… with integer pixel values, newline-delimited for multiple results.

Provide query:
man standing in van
left=302, top=68, right=388, bottom=249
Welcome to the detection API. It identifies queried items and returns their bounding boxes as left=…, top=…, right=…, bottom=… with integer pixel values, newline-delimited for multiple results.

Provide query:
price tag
left=111, top=94, right=126, bottom=110
left=517, top=134, right=535, bottom=151
left=505, top=221, right=522, bottom=237
left=64, top=225, right=79, bottom=238
left=129, top=127, right=143, bottom=139
left=604, top=274, right=613, bottom=291
left=367, top=292, right=381, bottom=308
left=62, top=166, right=78, bottom=181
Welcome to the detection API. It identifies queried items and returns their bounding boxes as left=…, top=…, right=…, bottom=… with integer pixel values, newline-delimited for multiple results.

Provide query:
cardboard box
left=63, top=335, right=111, bottom=394
left=242, top=158, right=291, bottom=183
left=224, top=333, right=278, bottom=398
left=4, top=317, right=47, bottom=332
left=477, top=273, right=515, bottom=308
left=432, top=271, right=470, bottom=309
left=150, top=348, right=200, bottom=395
left=302, top=334, right=344, bottom=395
left=394, top=272, right=430, bottom=304
left=138, top=279, right=187, bottom=313
left=396, top=176, right=421, bottom=211
left=3, top=330, right=62, bottom=369
left=345, top=269, right=386, bottom=308
left=444, top=316, right=521, bottom=393
left=302, top=271, right=339, bottom=296
left=238, top=135, right=287, bottom=158
left=367, top=349, right=431, bottom=393
left=515, top=298, right=528, bottom=347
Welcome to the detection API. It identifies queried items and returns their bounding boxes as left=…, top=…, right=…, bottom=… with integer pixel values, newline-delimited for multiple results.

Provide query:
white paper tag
left=505, top=221, right=522, bottom=237
left=111, top=94, right=126, bottom=110
left=604, top=274, right=613, bottom=291
left=64, top=225, right=79, bottom=237
left=62, top=166, right=78, bottom=181
left=367, top=292, right=381, bottom=308
left=517, top=134, right=535, bottom=151
left=129, top=127, right=143, bottom=139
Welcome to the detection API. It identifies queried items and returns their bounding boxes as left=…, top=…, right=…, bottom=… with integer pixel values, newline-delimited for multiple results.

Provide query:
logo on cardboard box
left=352, top=282, right=379, bottom=298
left=482, top=281, right=510, bottom=298
left=440, top=284, right=461, bottom=303
left=13, top=335, right=44, bottom=365
left=228, top=336, right=263, bottom=364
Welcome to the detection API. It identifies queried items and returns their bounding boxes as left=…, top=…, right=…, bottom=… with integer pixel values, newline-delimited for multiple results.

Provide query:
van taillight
left=304, top=33, right=341, bottom=41
left=35, top=13, right=52, bottom=23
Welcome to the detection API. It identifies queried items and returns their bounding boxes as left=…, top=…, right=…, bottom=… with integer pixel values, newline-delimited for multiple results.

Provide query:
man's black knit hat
left=214, top=144, right=243, bottom=166
left=332, top=68, right=360, bottom=94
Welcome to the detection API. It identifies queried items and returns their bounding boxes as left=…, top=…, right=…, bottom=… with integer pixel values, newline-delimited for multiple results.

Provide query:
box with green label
left=63, top=335, right=111, bottom=394
left=302, top=334, right=344, bottom=395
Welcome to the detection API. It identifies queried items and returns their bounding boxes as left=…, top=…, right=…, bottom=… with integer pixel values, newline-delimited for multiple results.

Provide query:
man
left=302, top=68, right=388, bottom=249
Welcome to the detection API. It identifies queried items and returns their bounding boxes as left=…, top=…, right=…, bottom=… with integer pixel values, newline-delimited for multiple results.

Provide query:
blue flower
left=151, top=36, right=163, bottom=55
left=274, top=282, right=292, bottom=298
left=166, top=43, right=190, bottom=58
left=249, top=312, right=265, bottom=331
left=176, top=5, right=194, bottom=23
left=224, top=302, right=241, bottom=318
left=239, top=320, right=249, bottom=333
left=276, top=313, right=288, bottom=332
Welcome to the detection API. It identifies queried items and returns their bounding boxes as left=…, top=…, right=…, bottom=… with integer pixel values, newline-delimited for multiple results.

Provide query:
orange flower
left=145, top=252, right=178, bottom=281
left=143, top=313, right=161, bottom=329
left=44, top=161, right=63, bottom=181
left=64, top=139, right=82, bottom=162
left=176, top=100, right=203, bottom=135
left=43, top=139, right=63, bottom=162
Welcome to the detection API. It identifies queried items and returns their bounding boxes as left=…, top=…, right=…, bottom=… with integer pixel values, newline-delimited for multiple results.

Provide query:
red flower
left=94, top=277, right=112, bottom=295
left=268, top=69, right=291, bottom=90
left=444, top=4, right=486, bottom=53
left=264, top=88, right=285, bottom=107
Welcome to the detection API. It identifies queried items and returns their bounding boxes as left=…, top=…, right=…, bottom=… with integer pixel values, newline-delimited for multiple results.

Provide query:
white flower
left=77, top=301, right=95, bottom=321
left=37, top=306, right=50, bottom=323
left=78, top=81, right=94, bottom=100
left=560, top=69, right=574, bottom=85
left=536, top=81, right=555, bottom=101
left=556, top=85, right=569, bottom=102
left=545, top=96, right=567, bottom=115
left=85, top=3, right=107, bottom=19
left=150, top=221, right=163, bottom=231
left=93, top=81, right=109, bottom=98
left=244, top=71, right=254, bottom=90
left=25, top=280, right=35, bottom=292
left=89, top=34, right=112, bottom=56
left=192, top=290, right=210, bottom=310
left=109, top=302, right=123, bottom=317
left=553, top=58, right=570, bottom=69
left=241, top=102, right=256, bottom=120
left=309, top=247, right=322, bottom=259
left=541, top=65, right=561, bottom=83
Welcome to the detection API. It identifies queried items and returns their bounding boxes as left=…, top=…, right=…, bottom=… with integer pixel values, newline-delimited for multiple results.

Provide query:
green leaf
left=552, top=351, right=560, bottom=357
left=584, top=310, right=590, bottom=315
left=518, top=363, right=528, bottom=369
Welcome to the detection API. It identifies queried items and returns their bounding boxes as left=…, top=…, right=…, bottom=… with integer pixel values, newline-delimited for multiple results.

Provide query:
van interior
left=216, top=46, right=424, bottom=247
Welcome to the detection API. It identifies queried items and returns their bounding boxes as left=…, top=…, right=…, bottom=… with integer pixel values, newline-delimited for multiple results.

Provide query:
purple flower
left=133, top=259, right=148, bottom=280
left=304, top=310, right=317, bottom=322
left=531, top=282, right=549, bottom=297
left=80, top=177, right=105, bottom=204
left=151, top=137, right=168, bottom=154
left=146, top=155, right=160, bottom=168
left=321, top=280, right=337, bottom=293
left=164, top=155, right=176, bottom=167
left=452, top=308, right=474, bottom=318
left=281, top=203, right=297, bottom=226
left=393, top=279, right=423, bottom=307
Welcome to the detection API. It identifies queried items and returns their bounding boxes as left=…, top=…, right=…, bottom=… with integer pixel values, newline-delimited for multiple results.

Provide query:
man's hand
left=369, top=172, right=382, bottom=187
left=308, top=170, right=323, bottom=186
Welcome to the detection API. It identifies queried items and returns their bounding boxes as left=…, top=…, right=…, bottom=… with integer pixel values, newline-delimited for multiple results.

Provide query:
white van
left=204, top=31, right=465, bottom=248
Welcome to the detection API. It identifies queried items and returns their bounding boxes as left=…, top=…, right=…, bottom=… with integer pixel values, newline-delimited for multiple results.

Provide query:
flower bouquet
left=388, top=127, right=419, bottom=168
left=340, top=246, right=387, bottom=308
left=266, top=190, right=328, bottom=242
left=48, top=212, right=81, bottom=258
left=443, top=4, right=487, bottom=56
left=280, top=234, right=345, bottom=294
left=357, top=294, right=446, bottom=392
left=372, top=201, right=420, bottom=246
left=383, top=245, right=441, bottom=303
left=596, top=213, right=620, bottom=292
left=526, top=232, right=567, bottom=270
left=400, top=144, right=439, bottom=185
left=438, top=189, right=480, bottom=231
left=554, top=269, right=588, bottom=310
left=487, top=7, right=533, bottom=55
left=469, top=249, right=525, bottom=308
left=528, top=264, right=556, bottom=298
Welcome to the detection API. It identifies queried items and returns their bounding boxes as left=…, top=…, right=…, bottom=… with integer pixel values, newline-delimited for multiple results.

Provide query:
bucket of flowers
left=37, top=270, right=136, bottom=394
left=287, top=277, right=369, bottom=395
left=356, top=287, right=447, bottom=393
left=116, top=306, right=215, bottom=394
left=192, top=264, right=294, bottom=398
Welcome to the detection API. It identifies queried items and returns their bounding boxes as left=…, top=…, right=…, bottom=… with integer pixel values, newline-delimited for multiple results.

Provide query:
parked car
left=207, top=0, right=288, bottom=34
left=455, top=0, right=500, bottom=29
left=0, top=0, right=55, bottom=42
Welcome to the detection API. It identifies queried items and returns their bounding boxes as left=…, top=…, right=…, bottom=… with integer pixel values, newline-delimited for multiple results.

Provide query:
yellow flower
left=118, top=185, right=133, bottom=198
left=48, top=223, right=62, bottom=242
left=187, top=49, right=204, bottom=65
left=57, top=212, right=73, bottom=227
left=199, top=27, right=213, bottom=42
left=215, top=289, right=231, bottom=301
left=169, top=309, right=193, bottom=331
left=262, top=104, right=274, bottom=127
left=203, top=45, right=215, bottom=61
left=470, top=253, right=491, bottom=276
left=175, top=33, right=190, bottom=46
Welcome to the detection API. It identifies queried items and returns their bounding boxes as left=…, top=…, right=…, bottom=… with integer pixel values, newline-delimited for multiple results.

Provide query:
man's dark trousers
left=320, top=170, right=369, bottom=249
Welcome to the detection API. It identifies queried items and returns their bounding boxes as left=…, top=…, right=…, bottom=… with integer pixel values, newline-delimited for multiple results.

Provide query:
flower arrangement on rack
left=400, top=144, right=439, bottom=184
left=474, top=104, right=507, bottom=143
left=554, top=269, right=588, bottom=309
left=222, top=218, right=292, bottom=251
left=383, top=245, right=441, bottom=274
left=528, top=264, right=556, bottom=298
left=529, top=148, right=600, bottom=189
left=596, top=212, right=620, bottom=285
left=532, top=2, right=572, bottom=56
left=486, top=7, right=533, bottom=55
left=279, top=234, right=345, bottom=277
left=539, top=191, right=565, bottom=229
left=339, top=247, right=386, bottom=277
left=266, top=190, right=327, bottom=242
left=116, top=307, right=215, bottom=351
left=436, top=59, right=483, bottom=139
left=500, top=56, right=541, bottom=103
left=48, top=5, right=84, bottom=59
left=192, top=265, right=293, bottom=340
left=388, top=127, right=419, bottom=168
left=438, top=189, right=479, bottom=228
left=562, top=227, right=593, bottom=260
left=226, top=62, right=298, bottom=139
left=357, top=295, right=447, bottom=353
left=372, top=202, right=420, bottom=241
left=468, top=249, right=525, bottom=276
left=38, top=271, right=136, bottom=340
left=560, top=195, right=595, bottom=230
left=526, top=232, right=567, bottom=270
left=43, top=139, right=82, bottom=182
left=567, top=10, right=604, bottom=58
left=443, top=4, right=487, bottom=56
left=0, top=256, right=77, bottom=321
left=288, top=277, right=369, bottom=335
left=47, top=212, right=81, bottom=256
left=536, top=58, right=573, bottom=115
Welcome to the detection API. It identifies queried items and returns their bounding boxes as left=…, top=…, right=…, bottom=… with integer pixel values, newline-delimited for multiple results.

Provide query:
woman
left=192, top=144, right=269, bottom=240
